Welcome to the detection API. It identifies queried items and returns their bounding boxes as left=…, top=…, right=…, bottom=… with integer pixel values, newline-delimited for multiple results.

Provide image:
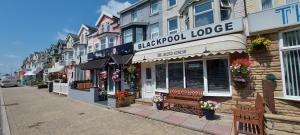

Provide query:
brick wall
left=265, top=114, right=300, bottom=135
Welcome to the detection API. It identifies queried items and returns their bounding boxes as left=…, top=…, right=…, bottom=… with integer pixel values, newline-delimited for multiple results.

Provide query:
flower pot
left=203, top=109, right=215, bottom=120
left=156, top=102, right=163, bottom=110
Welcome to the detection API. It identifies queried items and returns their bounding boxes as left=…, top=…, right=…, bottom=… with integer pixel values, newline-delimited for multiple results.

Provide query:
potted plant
left=113, top=90, right=131, bottom=108
left=112, top=69, right=121, bottom=82
left=200, top=100, right=220, bottom=120
left=230, top=59, right=252, bottom=87
left=152, top=95, right=163, bottom=110
left=249, top=37, right=271, bottom=52
left=99, top=90, right=107, bottom=101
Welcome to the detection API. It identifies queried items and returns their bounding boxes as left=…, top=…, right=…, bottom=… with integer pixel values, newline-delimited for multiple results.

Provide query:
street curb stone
left=0, top=89, right=11, bottom=135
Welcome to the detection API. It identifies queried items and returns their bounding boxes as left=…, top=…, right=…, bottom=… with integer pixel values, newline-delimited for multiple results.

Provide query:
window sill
left=203, top=93, right=231, bottom=97
left=275, top=97, right=300, bottom=102
left=167, top=5, right=177, bottom=11
left=149, top=12, right=159, bottom=17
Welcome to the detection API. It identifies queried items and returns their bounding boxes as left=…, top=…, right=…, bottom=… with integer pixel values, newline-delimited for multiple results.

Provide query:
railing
left=53, top=82, right=69, bottom=95
left=92, top=42, right=133, bottom=59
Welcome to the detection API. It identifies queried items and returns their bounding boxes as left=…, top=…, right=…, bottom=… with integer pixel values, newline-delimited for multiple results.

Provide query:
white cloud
left=5, top=54, right=18, bottom=58
left=97, top=0, right=132, bottom=16
left=55, top=28, right=76, bottom=40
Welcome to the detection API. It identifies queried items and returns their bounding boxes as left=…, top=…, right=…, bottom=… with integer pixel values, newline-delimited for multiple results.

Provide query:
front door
left=142, top=63, right=155, bottom=99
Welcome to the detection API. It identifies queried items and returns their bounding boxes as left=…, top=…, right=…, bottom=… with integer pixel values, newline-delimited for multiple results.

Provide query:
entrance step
left=135, top=98, right=153, bottom=106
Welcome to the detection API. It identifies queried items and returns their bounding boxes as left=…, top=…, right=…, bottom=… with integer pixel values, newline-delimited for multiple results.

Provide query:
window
left=150, top=2, right=158, bottom=14
left=101, top=24, right=105, bottom=32
left=207, top=59, right=229, bottom=93
left=185, top=61, right=204, bottom=88
left=109, top=37, right=115, bottom=48
left=123, top=29, right=133, bottom=43
left=220, top=0, right=231, bottom=21
left=286, top=0, right=300, bottom=4
left=79, top=48, right=84, bottom=56
left=155, top=64, right=166, bottom=89
left=194, top=0, right=214, bottom=27
left=136, top=28, right=144, bottom=42
left=88, top=46, right=92, bottom=53
left=69, top=51, right=73, bottom=59
left=281, top=29, right=300, bottom=98
left=168, top=63, right=184, bottom=88
left=95, top=43, right=100, bottom=51
left=168, top=0, right=176, bottom=8
left=132, top=11, right=138, bottom=22
left=107, top=23, right=111, bottom=32
left=185, top=12, right=190, bottom=30
left=168, top=17, right=178, bottom=34
left=101, top=38, right=106, bottom=50
left=261, top=0, right=273, bottom=10
left=150, top=23, right=159, bottom=39
left=146, top=68, right=152, bottom=79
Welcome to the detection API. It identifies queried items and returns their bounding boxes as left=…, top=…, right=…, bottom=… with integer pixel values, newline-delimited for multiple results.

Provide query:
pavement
left=117, top=104, right=233, bottom=135
left=0, top=86, right=207, bottom=135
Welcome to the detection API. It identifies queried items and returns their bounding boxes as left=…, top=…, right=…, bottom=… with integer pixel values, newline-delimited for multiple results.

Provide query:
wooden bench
left=233, top=93, right=265, bottom=135
left=162, top=87, right=204, bottom=117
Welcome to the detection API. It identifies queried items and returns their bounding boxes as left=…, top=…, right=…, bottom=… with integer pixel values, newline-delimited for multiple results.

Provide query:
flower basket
left=113, top=90, right=134, bottom=108
left=112, top=69, right=121, bottom=82
left=249, top=37, right=271, bottom=53
left=152, top=95, right=163, bottom=110
left=230, top=59, right=252, bottom=88
left=200, top=100, right=220, bottom=120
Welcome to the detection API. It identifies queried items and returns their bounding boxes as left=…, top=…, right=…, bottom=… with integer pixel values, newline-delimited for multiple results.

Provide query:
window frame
left=193, top=0, right=214, bottom=28
left=100, top=38, right=106, bottom=50
left=131, top=11, right=138, bottom=22
left=168, top=0, right=177, bottom=8
left=152, top=55, right=232, bottom=96
left=108, top=37, right=115, bottom=48
left=123, top=29, right=133, bottom=43
left=150, top=1, right=159, bottom=15
left=150, top=23, right=160, bottom=39
left=279, top=28, right=300, bottom=101
left=260, top=0, right=274, bottom=10
left=168, top=17, right=179, bottom=34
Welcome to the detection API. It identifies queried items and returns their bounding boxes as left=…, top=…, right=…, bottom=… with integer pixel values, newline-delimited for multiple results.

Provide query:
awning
left=132, top=34, right=247, bottom=63
left=24, top=71, right=36, bottom=76
left=48, top=66, right=65, bottom=73
left=110, top=54, right=133, bottom=65
left=81, top=58, right=109, bottom=70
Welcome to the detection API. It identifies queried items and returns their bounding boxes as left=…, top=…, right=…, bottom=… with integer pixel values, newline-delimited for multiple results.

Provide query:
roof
left=120, top=22, right=148, bottom=29
left=119, top=0, right=148, bottom=14
left=77, top=24, right=98, bottom=36
left=66, top=33, right=79, bottom=42
left=95, top=11, right=119, bottom=26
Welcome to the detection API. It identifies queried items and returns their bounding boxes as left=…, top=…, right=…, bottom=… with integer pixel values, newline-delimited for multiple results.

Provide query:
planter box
left=107, top=95, right=135, bottom=108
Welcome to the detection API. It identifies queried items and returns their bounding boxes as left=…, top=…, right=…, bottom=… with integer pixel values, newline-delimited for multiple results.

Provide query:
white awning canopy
left=24, top=71, right=36, bottom=76
left=132, top=34, right=247, bottom=63
left=48, top=66, right=65, bottom=73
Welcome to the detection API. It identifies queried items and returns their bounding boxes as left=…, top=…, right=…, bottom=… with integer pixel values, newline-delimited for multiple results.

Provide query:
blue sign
left=275, top=3, right=300, bottom=24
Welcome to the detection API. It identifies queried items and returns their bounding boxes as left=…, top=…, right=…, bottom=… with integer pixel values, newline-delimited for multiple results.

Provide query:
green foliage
left=249, top=37, right=271, bottom=52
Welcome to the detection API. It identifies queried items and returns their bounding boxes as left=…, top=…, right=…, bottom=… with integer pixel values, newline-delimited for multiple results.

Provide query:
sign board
left=248, top=2, right=300, bottom=33
left=134, top=18, right=244, bottom=51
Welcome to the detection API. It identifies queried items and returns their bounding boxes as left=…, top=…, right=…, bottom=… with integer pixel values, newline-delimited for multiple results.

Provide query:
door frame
left=141, top=63, right=155, bottom=99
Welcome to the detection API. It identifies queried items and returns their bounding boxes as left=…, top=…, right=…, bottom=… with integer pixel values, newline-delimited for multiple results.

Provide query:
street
left=0, top=87, right=205, bottom=135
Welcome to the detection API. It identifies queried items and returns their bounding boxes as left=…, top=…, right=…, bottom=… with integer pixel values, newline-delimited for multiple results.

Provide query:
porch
left=117, top=103, right=233, bottom=135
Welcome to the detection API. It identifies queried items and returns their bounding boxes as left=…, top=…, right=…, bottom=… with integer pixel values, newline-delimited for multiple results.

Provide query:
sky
left=0, top=0, right=135, bottom=74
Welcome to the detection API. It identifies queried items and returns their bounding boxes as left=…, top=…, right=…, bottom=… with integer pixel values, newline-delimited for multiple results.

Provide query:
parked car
left=0, top=76, right=18, bottom=88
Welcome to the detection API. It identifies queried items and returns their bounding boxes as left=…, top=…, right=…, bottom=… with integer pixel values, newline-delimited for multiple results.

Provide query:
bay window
left=194, top=0, right=214, bottom=27
left=168, top=63, right=184, bottom=88
left=151, top=23, right=159, bottom=39
left=101, top=38, right=106, bottom=50
left=79, top=47, right=84, bottom=56
left=69, top=51, right=73, bottom=59
left=132, top=11, right=137, bottom=22
left=88, top=46, right=92, bottom=53
left=154, top=57, right=231, bottom=96
left=123, top=29, right=133, bottom=43
left=136, top=28, right=144, bottom=42
left=109, top=37, right=115, bottom=48
left=168, top=17, right=178, bottom=34
left=95, top=43, right=100, bottom=51
left=281, top=29, right=300, bottom=99
left=220, top=0, right=231, bottom=21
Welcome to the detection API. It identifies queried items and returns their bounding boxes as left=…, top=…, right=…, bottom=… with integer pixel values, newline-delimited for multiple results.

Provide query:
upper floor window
left=95, top=43, right=100, bottom=51
left=108, top=37, right=115, bottom=48
left=151, top=23, right=159, bottom=39
left=132, top=11, right=138, bottom=22
left=107, top=23, right=111, bottom=32
left=220, top=0, right=231, bottom=21
left=261, top=0, right=273, bottom=10
left=150, top=2, right=159, bottom=14
left=101, top=38, right=106, bottom=50
left=136, top=28, right=144, bottom=42
left=185, top=12, right=190, bottom=30
left=168, top=17, right=178, bottom=34
left=101, top=24, right=105, bottom=33
left=69, top=52, right=73, bottom=59
left=194, top=0, right=214, bottom=27
left=281, top=29, right=300, bottom=99
left=79, top=48, right=84, bottom=56
left=286, top=0, right=300, bottom=4
left=123, top=29, right=133, bottom=43
left=168, top=0, right=176, bottom=8
left=88, top=46, right=93, bottom=53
